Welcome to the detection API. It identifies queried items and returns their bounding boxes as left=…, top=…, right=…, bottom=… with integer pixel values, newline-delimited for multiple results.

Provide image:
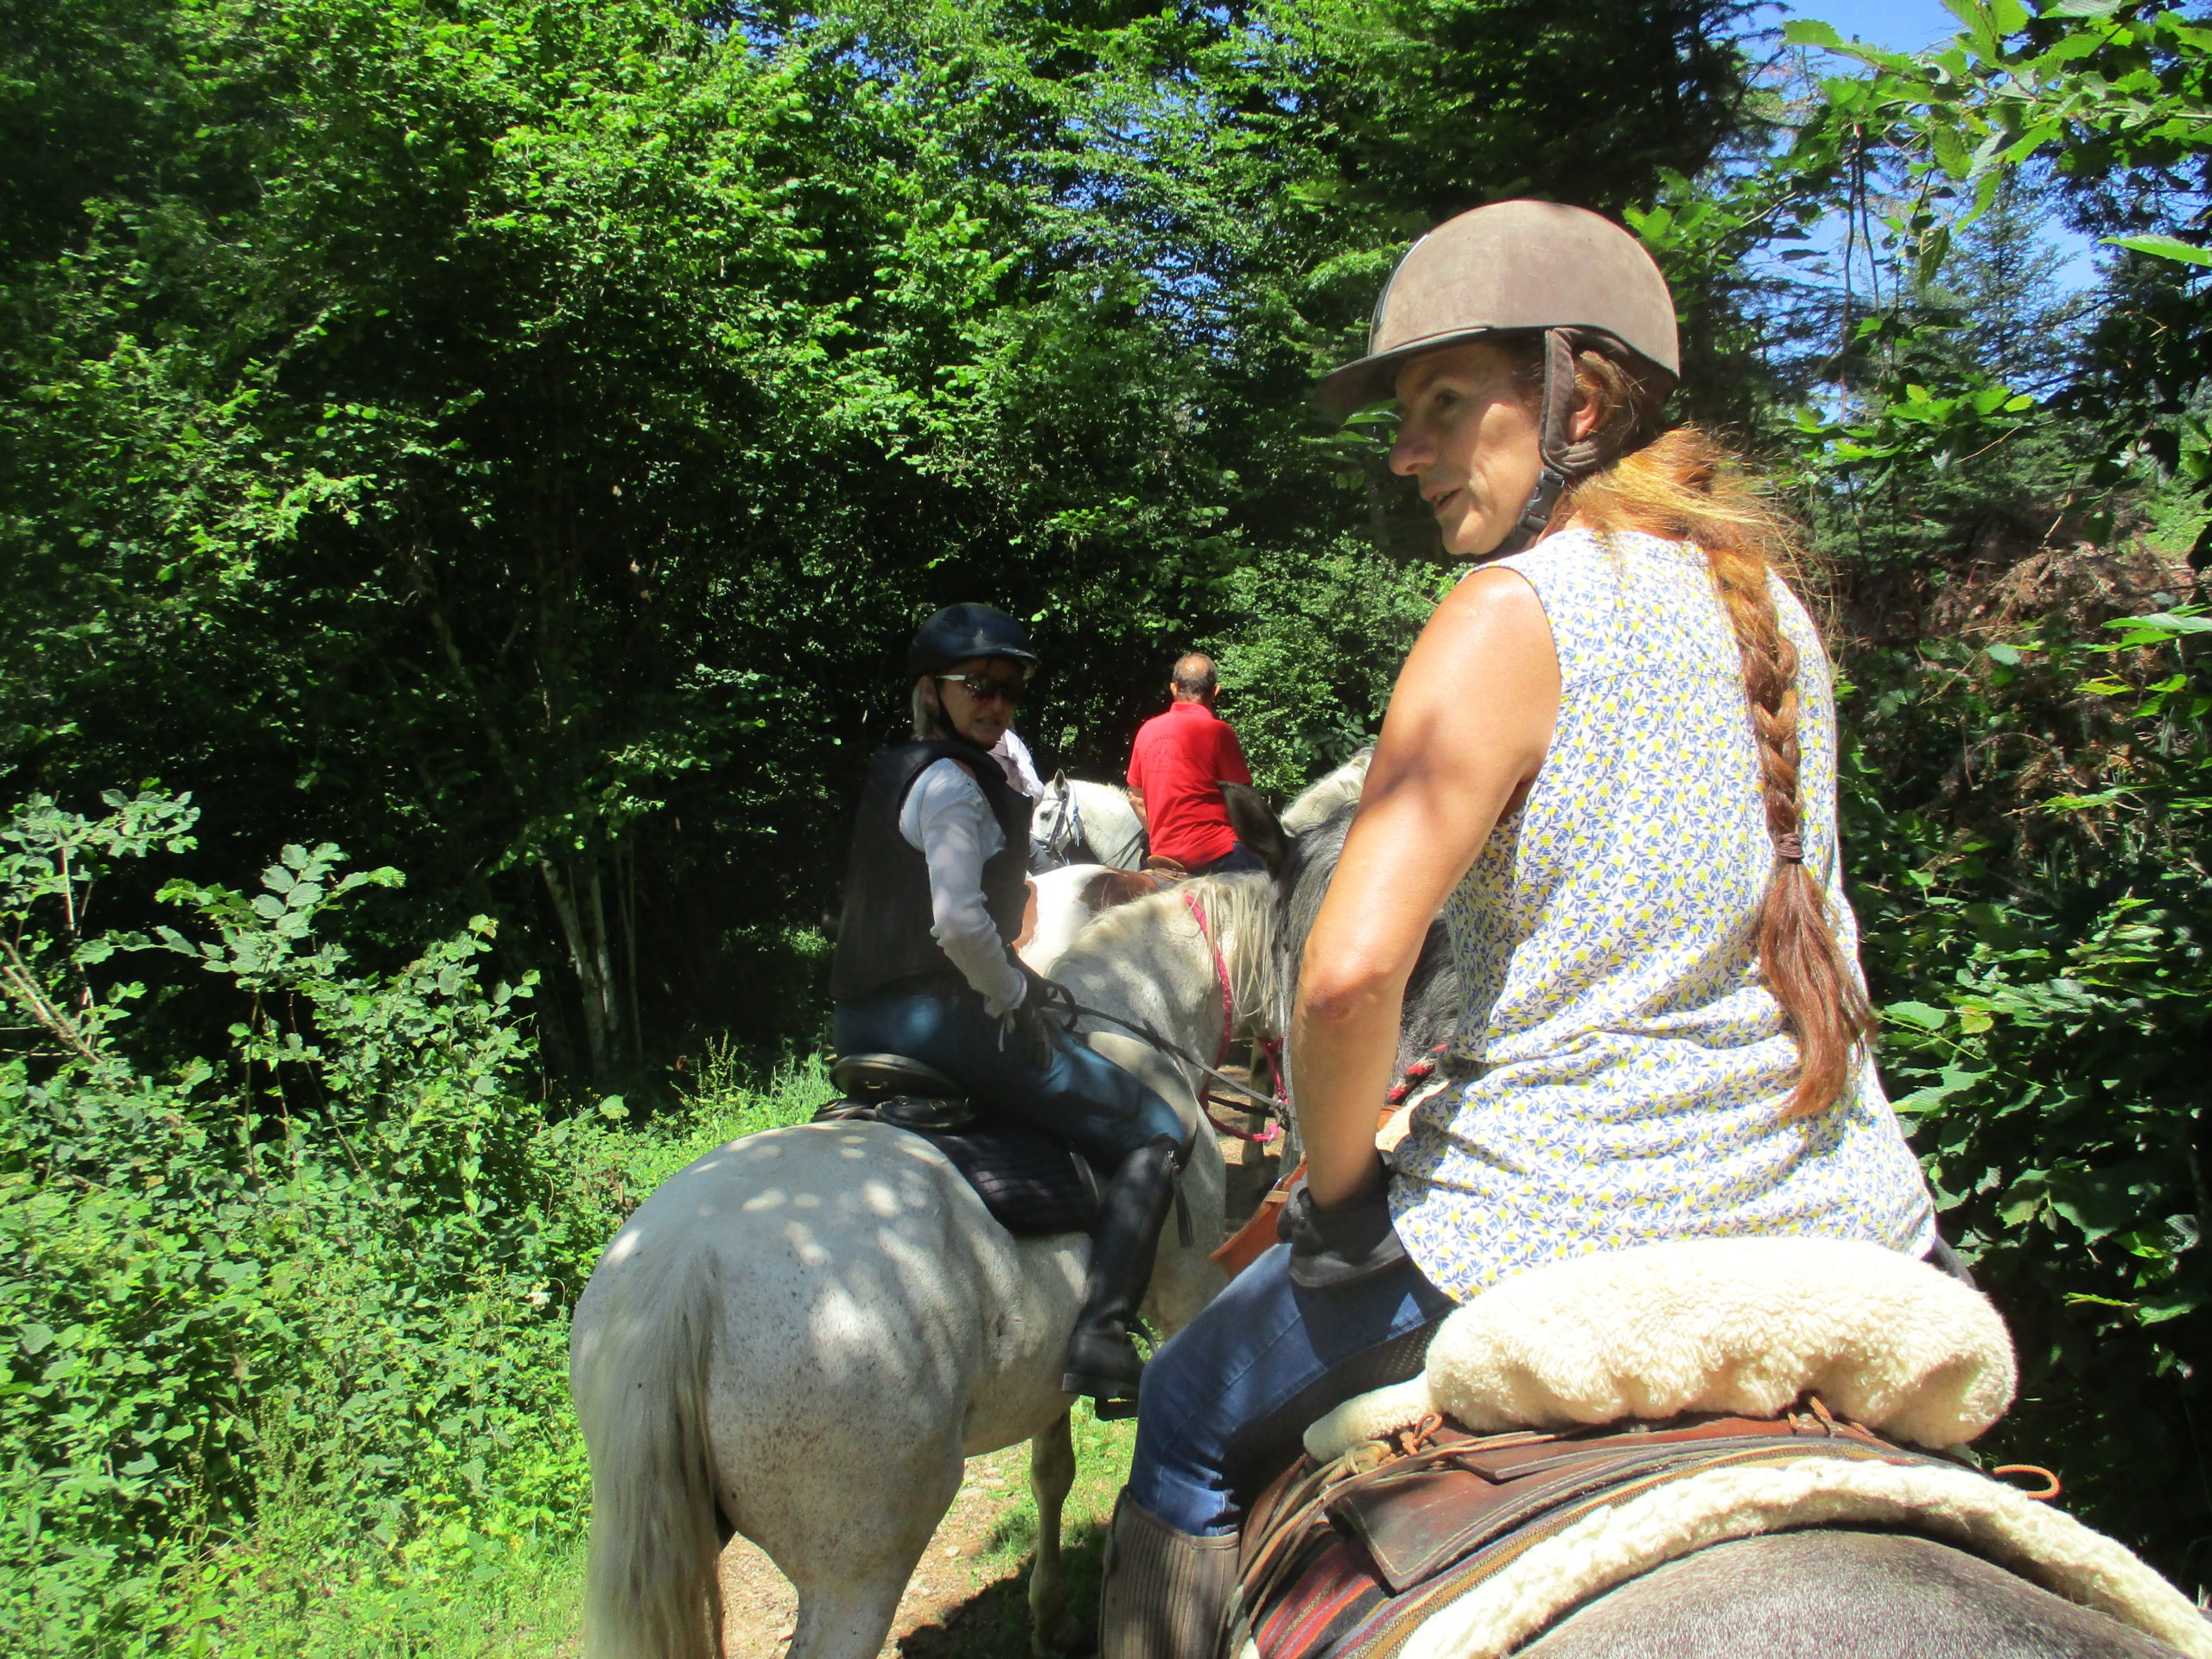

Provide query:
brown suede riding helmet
left=1317, top=200, right=1682, bottom=556
left=1318, top=200, right=1680, bottom=411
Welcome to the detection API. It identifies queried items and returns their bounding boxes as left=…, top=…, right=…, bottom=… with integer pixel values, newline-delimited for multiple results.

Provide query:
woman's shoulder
left=904, top=754, right=991, bottom=823
left=1494, top=526, right=1708, bottom=604
left=915, top=753, right=987, bottom=794
left=1481, top=528, right=1699, bottom=671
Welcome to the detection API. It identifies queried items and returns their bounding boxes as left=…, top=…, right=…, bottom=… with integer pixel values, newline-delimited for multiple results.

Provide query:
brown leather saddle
left=1225, top=1402, right=1967, bottom=1659
left=820, top=1052, right=979, bottom=1132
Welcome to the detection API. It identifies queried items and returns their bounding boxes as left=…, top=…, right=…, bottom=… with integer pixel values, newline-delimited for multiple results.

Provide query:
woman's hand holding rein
left=1290, top=565, right=1560, bottom=1210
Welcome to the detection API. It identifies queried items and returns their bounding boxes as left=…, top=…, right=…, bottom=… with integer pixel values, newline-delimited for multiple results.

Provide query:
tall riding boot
left=1061, top=1135, right=1180, bottom=1416
left=1099, top=1491, right=1241, bottom=1659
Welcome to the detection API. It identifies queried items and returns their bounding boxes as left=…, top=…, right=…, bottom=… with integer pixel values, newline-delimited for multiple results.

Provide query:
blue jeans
left=1190, top=840, right=1263, bottom=875
left=1128, top=1243, right=1455, bottom=1535
left=833, top=987, right=1187, bottom=1165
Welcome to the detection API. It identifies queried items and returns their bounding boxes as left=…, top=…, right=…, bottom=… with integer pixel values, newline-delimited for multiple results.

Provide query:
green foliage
left=0, top=790, right=576, bottom=1649
left=0, top=785, right=846, bottom=1651
left=0, top=0, right=1756, bottom=1080
left=1847, top=594, right=2212, bottom=1582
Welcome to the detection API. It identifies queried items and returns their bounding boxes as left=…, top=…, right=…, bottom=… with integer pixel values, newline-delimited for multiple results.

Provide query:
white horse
left=570, top=874, right=1281, bottom=1659
left=1033, top=772, right=1147, bottom=870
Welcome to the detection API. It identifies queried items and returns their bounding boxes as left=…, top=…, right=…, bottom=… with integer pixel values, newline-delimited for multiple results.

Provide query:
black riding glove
left=1008, top=969, right=1076, bottom=1072
left=1278, top=1180, right=1409, bottom=1289
left=1020, top=965, right=1079, bottom=1025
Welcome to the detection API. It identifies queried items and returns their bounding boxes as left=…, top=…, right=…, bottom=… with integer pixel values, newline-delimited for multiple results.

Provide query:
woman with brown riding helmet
left=1095, top=201, right=1936, bottom=1657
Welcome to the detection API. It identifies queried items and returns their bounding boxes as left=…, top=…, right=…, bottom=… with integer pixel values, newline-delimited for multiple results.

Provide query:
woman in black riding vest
left=831, top=602, right=1190, bottom=1412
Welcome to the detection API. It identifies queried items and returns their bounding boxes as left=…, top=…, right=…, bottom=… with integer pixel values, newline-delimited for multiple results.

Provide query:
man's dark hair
left=1172, top=653, right=1217, bottom=699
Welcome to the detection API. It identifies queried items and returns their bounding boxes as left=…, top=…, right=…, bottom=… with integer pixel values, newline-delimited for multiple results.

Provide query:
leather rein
left=1052, top=891, right=1281, bottom=1127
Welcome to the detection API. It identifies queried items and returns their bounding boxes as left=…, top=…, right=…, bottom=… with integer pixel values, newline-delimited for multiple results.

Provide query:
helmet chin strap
left=925, top=685, right=999, bottom=753
left=1491, top=466, right=1568, bottom=557
left=1487, top=327, right=1596, bottom=560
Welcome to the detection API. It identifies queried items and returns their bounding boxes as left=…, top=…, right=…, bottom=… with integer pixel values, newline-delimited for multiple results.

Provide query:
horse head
left=1031, top=770, right=1082, bottom=869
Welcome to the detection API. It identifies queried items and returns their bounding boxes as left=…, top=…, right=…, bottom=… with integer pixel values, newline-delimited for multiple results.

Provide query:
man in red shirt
left=1127, top=653, right=1260, bottom=874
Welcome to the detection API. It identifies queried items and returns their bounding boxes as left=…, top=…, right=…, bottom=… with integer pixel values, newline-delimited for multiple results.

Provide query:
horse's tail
left=575, top=1241, right=725, bottom=1659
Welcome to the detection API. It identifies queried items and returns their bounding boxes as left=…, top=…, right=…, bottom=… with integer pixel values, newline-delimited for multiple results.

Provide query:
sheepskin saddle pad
left=1225, top=1237, right=2211, bottom=1659
left=811, top=1099, right=1101, bottom=1236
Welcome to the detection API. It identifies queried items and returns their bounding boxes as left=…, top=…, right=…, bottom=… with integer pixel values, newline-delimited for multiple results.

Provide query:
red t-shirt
left=1127, top=700, right=1252, bottom=868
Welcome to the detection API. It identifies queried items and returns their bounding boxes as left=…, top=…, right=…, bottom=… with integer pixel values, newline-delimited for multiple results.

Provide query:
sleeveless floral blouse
left=1389, top=529, right=1934, bottom=1302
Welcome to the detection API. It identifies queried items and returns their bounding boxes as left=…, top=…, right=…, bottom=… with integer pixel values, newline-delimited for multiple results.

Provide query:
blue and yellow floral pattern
left=1390, top=529, right=1935, bottom=1301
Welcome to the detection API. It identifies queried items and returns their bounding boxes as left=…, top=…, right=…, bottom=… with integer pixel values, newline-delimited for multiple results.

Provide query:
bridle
left=1037, top=778, right=1084, bottom=869
left=1038, top=776, right=1147, bottom=872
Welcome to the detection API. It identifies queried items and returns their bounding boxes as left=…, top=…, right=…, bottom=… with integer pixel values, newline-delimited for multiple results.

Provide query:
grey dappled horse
left=1520, top=1530, right=2188, bottom=1657
left=570, top=875, right=1283, bottom=1659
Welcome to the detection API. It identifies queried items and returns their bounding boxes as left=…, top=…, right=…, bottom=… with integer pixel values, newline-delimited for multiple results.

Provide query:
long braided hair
left=1515, top=341, right=1876, bottom=1119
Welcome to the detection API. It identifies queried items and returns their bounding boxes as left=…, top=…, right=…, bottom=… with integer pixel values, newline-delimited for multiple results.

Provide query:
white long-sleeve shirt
left=991, top=728, right=1046, bottom=798
left=899, top=760, right=1028, bottom=1016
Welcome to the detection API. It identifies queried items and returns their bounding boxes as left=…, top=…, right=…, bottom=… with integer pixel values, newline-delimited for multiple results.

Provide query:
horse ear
left=1219, top=781, right=1288, bottom=877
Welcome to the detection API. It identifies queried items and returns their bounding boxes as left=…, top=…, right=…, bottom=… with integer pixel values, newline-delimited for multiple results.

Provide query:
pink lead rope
left=1182, top=892, right=1282, bottom=1147
left=1181, top=891, right=1235, bottom=1067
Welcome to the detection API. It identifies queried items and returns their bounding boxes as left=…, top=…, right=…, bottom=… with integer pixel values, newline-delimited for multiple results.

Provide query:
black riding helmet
left=906, top=603, right=1040, bottom=677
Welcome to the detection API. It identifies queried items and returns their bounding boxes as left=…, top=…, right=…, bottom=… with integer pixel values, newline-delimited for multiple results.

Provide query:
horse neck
left=1072, top=782, right=1142, bottom=867
left=1054, top=875, right=1273, bottom=1065
left=1055, top=899, right=1212, bottom=1066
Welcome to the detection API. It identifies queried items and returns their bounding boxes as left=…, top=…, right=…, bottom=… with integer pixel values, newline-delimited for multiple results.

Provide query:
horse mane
left=1281, top=747, right=1374, bottom=838
left=1277, top=798, right=1461, bottom=1075
left=1062, top=871, right=1285, bottom=1034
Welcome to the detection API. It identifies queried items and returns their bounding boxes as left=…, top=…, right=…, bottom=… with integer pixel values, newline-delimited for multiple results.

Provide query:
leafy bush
left=0, top=790, right=623, bottom=1653
left=1853, top=596, right=2212, bottom=1589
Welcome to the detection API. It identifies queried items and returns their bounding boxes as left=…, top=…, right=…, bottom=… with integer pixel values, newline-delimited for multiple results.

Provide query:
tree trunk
left=540, top=853, right=621, bottom=1077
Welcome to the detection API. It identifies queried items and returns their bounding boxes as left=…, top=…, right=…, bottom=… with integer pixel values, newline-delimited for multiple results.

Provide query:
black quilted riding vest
left=831, top=740, right=1033, bottom=1001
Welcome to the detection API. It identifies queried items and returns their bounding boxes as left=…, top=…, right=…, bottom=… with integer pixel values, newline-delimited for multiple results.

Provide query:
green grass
left=181, top=1538, right=587, bottom=1659
left=197, top=1418, right=1138, bottom=1659
left=168, top=1054, right=1133, bottom=1659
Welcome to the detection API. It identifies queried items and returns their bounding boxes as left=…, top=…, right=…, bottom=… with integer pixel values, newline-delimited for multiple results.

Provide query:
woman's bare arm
left=1292, top=566, right=1560, bottom=1208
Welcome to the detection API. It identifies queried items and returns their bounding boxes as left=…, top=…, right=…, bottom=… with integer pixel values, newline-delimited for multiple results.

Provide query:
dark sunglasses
left=934, top=671, right=1029, bottom=705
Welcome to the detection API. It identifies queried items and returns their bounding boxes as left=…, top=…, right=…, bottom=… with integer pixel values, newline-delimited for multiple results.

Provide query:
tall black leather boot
left=1061, top=1135, right=1180, bottom=1417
